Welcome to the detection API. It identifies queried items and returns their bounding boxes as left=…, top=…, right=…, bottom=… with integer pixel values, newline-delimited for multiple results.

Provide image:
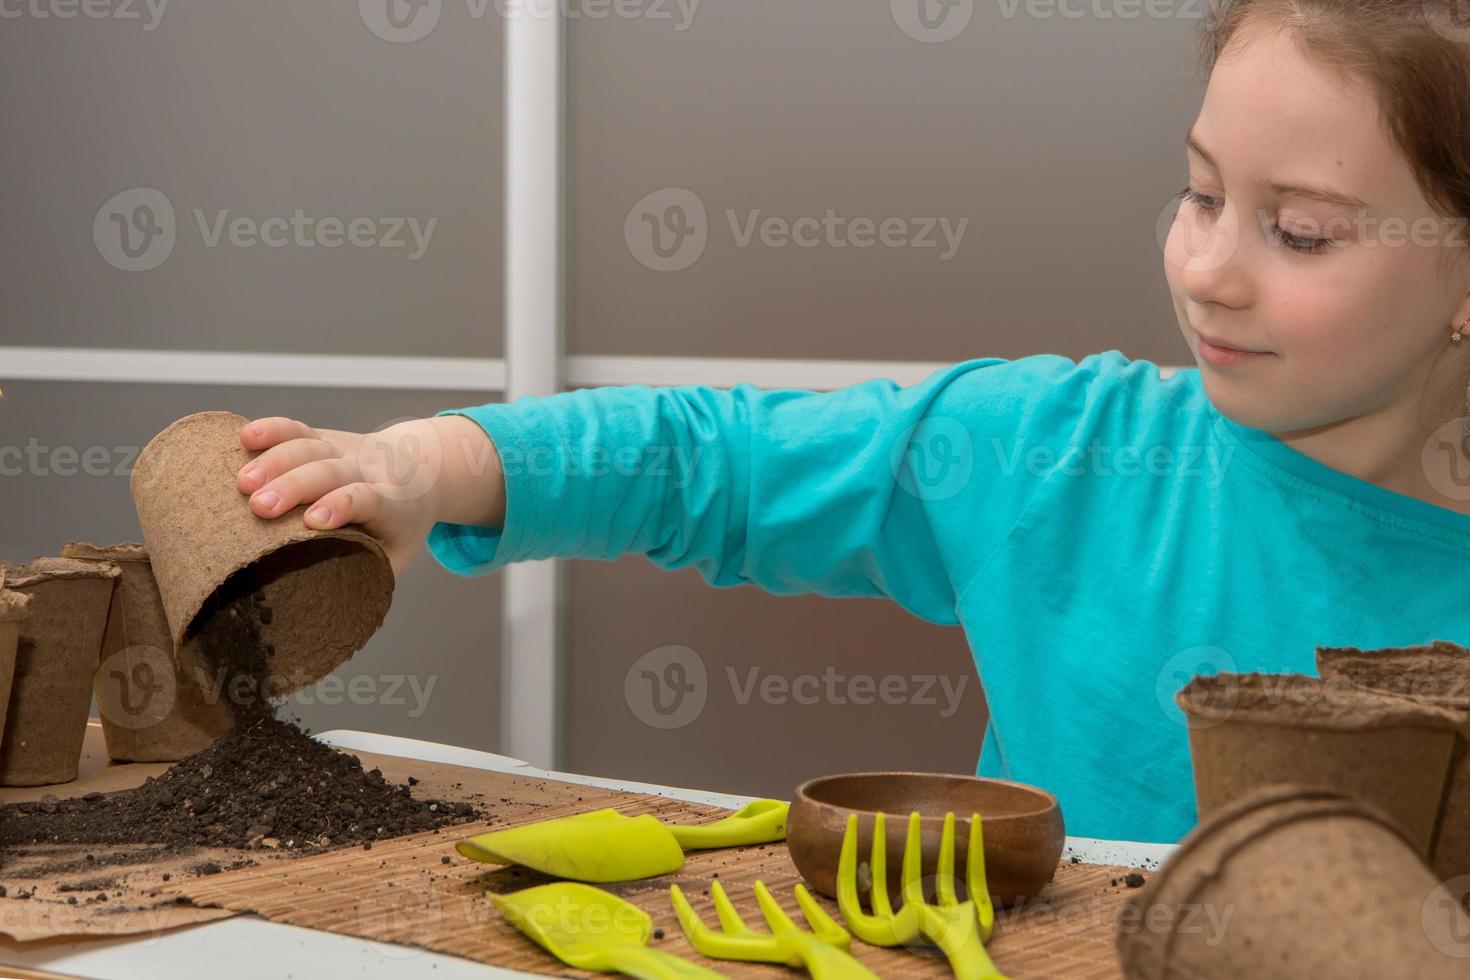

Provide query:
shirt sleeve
left=426, top=353, right=1117, bottom=627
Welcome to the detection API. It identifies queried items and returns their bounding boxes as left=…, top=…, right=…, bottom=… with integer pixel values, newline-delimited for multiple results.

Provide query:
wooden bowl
left=788, top=771, right=1065, bottom=906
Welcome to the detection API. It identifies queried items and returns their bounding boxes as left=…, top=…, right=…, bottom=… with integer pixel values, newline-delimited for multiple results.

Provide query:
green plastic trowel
left=457, top=799, right=788, bottom=882
left=489, top=881, right=726, bottom=978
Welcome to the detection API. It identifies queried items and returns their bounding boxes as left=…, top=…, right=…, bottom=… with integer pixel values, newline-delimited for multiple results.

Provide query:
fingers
left=239, top=417, right=319, bottom=451
left=303, top=482, right=383, bottom=531
left=237, top=437, right=341, bottom=493
left=306, top=484, right=419, bottom=576
left=249, top=457, right=357, bottom=518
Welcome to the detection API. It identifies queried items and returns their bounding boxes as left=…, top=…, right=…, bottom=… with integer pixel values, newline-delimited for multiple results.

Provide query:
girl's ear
left=1453, top=292, right=1470, bottom=341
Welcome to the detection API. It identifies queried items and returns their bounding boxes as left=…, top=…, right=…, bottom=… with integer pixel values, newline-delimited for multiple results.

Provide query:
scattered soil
left=1109, top=871, right=1148, bottom=889
left=0, top=585, right=480, bottom=855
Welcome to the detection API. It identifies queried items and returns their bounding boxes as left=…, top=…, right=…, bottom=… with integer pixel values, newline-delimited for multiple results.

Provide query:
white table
left=1, top=730, right=1175, bottom=979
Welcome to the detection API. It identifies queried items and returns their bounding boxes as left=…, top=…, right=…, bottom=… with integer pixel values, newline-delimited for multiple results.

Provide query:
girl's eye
left=1174, top=185, right=1334, bottom=255
left=1266, top=225, right=1333, bottom=255
left=1176, top=186, right=1222, bottom=214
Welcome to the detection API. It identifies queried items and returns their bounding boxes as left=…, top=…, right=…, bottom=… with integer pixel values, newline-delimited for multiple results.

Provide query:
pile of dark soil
left=0, top=583, right=480, bottom=853
left=0, top=712, right=477, bottom=851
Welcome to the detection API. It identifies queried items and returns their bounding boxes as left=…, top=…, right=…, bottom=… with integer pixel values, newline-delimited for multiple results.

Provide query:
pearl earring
left=1456, top=320, right=1468, bottom=342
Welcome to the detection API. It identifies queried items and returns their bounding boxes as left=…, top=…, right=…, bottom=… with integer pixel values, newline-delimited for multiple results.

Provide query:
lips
left=1193, top=329, right=1269, bottom=356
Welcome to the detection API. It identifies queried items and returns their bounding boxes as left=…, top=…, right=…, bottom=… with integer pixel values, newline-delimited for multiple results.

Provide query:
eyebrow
left=1186, top=129, right=1371, bottom=211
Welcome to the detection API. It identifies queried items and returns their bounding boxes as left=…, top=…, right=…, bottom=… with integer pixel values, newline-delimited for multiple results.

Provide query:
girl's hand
left=236, top=415, right=505, bottom=575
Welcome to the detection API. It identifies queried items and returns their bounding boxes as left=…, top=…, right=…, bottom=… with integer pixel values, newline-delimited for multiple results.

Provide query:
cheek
left=1262, top=254, right=1406, bottom=353
left=1261, top=264, right=1414, bottom=390
left=1260, top=283, right=1343, bottom=350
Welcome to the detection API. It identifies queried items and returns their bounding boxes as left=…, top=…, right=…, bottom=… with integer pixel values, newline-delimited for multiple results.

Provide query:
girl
left=232, top=1, right=1470, bottom=844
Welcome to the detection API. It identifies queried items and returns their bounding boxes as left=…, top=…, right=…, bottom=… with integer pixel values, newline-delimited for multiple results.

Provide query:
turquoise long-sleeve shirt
left=426, top=350, right=1470, bottom=843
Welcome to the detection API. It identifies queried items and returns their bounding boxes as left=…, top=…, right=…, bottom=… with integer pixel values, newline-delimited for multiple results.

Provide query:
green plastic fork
left=670, top=879, right=880, bottom=980
left=836, top=811, right=1007, bottom=980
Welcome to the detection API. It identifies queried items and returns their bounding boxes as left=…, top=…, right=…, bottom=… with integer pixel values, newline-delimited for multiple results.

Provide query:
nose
left=1165, top=196, right=1252, bottom=312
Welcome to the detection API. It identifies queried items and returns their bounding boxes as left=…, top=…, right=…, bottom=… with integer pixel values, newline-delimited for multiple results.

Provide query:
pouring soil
left=0, top=584, right=477, bottom=852
left=130, top=410, right=394, bottom=696
left=59, top=541, right=232, bottom=763
left=1176, top=671, right=1465, bottom=857
left=1317, top=640, right=1470, bottom=883
left=0, top=558, right=120, bottom=786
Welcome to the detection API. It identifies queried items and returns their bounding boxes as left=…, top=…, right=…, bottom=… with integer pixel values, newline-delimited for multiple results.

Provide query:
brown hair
left=1196, top=1, right=1470, bottom=419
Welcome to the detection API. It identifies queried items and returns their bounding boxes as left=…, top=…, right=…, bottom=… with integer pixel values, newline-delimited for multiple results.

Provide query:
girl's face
left=1164, top=23, right=1470, bottom=434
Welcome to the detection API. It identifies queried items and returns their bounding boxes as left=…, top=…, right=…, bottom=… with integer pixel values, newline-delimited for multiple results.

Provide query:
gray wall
left=568, top=3, right=1201, bottom=362
left=568, top=560, right=981, bottom=800
left=3, top=2, right=1207, bottom=794
left=2, top=1, right=503, bottom=356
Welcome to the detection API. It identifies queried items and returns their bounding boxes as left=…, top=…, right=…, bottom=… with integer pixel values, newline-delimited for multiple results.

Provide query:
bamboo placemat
left=166, top=791, right=1136, bottom=978
left=0, top=724, right=632, bottom=942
